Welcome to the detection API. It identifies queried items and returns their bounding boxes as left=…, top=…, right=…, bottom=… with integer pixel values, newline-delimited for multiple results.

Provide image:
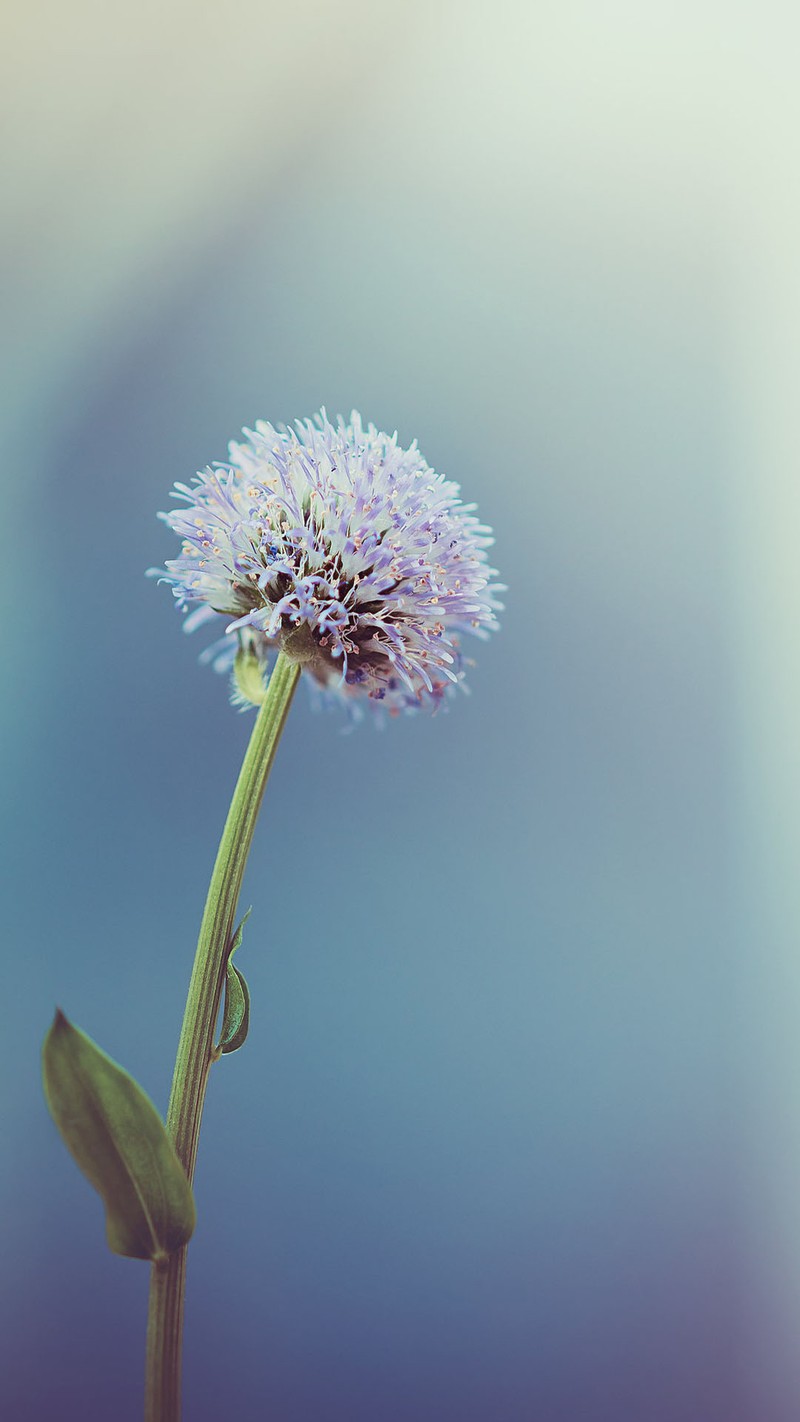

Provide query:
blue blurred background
left=3, top=2, right=800, bottom=1418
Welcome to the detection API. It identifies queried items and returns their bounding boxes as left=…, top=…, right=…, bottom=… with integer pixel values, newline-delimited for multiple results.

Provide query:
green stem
left=144, top=652, right=300, bottom=1422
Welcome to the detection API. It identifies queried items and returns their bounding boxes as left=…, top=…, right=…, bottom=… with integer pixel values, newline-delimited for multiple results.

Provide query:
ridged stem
left=144, top=653, right=300, bottom=1422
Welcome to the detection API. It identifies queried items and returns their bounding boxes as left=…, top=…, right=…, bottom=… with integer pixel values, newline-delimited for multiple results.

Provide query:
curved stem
left=145, top=653, right=300, bottom=1422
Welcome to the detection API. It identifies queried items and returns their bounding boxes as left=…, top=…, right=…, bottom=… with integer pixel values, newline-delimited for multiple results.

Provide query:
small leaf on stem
left=216, top=908, right=252, bottom=1056
left=233, top=647, right=267, bottom=706
left=42, top=1011, right=196, bottom=1262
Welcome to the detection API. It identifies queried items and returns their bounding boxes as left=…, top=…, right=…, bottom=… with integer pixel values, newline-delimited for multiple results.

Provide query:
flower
left=152, top=410, right=503, bottom=716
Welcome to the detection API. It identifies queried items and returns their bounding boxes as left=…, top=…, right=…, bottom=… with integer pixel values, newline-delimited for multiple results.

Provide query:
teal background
left=3, top=3, right=800, bottom=1419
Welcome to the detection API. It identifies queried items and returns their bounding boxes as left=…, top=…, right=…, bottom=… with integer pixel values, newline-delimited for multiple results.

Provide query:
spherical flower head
left=152, top=410, right=503, bottom=717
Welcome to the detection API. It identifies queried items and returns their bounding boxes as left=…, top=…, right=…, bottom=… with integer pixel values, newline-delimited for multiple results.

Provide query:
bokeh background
left=3, top=2, right=800, bottom=1418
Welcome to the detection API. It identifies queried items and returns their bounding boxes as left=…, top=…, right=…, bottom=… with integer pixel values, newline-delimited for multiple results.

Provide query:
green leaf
left=42, top=1010, right=196, bottom=1262
left=218, top=963, right=251, bottom=1055
left=216, top=908, right=252, bottom=1056
left=233, top=647, right=267, bottom=706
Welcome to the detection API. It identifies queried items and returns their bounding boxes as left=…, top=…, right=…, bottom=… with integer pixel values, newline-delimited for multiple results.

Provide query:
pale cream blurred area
left=0, top=0, right=777, bottom=419
left=1, top=0, right=412, bottom=412
left=4, top=1, right=800, bottom=1415
left=0, top=0, right=756, bottom=418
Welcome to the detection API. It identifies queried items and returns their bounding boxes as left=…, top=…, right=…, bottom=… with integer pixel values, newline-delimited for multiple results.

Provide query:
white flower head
left=153, top=410, right=503, bottom=717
